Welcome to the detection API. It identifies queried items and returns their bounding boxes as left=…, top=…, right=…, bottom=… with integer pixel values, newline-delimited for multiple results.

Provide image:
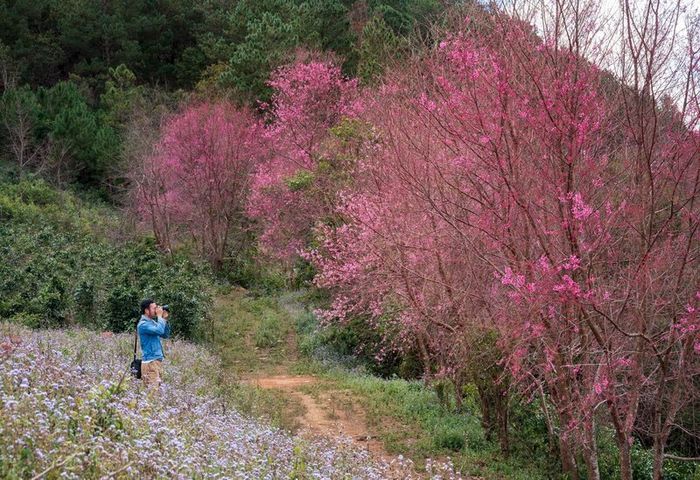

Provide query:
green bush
left=293, top=300, right=407, bottom=377
left=433, top=428, right=466, bottom=452
left=0, top=175, right=211, bottom=339
left=223, top=243, right=287, bottom=293
left=284, top=170, right=315, bottom=192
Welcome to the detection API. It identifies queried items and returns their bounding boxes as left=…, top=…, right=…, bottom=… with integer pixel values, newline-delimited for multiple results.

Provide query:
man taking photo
left=137, top=299, right=170, bottom=388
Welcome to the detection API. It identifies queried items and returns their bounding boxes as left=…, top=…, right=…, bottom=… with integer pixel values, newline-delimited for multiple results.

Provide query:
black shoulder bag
left=130, top=321, right=142, bottom=379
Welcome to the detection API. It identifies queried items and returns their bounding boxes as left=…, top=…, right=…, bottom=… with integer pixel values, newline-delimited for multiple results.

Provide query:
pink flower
left=501, top=267, right=526, bottom=288
left=594, top=377, right=609, bottom=395
left=571, top=192, right=593, bottom=220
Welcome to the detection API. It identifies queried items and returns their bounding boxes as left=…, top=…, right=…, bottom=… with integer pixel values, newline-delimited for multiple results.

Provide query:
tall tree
left=133, top=102, right=260, bottom=270
left=307, top=4, right=699, bottom=478
left=247, top=58, right=360, bottom=262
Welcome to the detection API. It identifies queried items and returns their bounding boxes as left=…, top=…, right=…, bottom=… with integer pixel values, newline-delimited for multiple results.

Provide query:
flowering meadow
left=2, top=0, right=695, bottom=477
left=0, top=323, right=463, bottom=479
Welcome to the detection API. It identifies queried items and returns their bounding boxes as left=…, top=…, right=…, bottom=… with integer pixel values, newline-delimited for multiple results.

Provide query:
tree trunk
left=537, top=384, right=559, bottom=457
left=452, top=378, right=464, bottom=412
left=497, top=391, right=510, bottom=456
left=652, top=437, right=665, bottom=480
left=582, top=417, right=600, bottom=480
left=617, top=434, right=633, bottom=480
left=477, top=384, right=494, bottom=441
left=559, top=435, right=579, bottom=480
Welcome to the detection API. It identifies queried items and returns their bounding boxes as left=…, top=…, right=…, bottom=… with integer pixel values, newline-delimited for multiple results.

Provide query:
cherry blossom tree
left=247, top=57, right=361, bottom=263
left=133, top=102, right=260, bottom=269
left=308, top=4, right=699, bottom=478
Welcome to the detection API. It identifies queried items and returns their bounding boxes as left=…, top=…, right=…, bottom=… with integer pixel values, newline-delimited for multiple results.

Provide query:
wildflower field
left=2, top=0, right=698, bottom=477
left=0, top=323, right=444, bottom=479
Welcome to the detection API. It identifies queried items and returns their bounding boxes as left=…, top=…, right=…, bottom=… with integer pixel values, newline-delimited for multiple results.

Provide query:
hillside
left=1, top=0, right=698, bottom=478
left=0, top=323, right=413, bottom=479
left=0, top=171, right=210, bottom=336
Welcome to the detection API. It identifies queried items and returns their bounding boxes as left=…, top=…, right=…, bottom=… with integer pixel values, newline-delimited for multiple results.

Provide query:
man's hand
left=156, top=306, right=164, bottom=318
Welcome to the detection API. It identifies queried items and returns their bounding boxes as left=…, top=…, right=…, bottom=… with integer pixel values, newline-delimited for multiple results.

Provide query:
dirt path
left=213, top=292, right=418, bottom=476
left=244, top=374, right=408, bottom=471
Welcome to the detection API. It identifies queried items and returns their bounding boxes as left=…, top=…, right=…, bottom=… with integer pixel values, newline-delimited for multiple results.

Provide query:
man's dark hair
left=140, top=298, right=155, bottom=315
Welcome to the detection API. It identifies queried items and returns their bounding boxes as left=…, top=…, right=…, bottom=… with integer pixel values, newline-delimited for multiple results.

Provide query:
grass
left=254, top=309, right=285, bottom=348
left=204, top=289, right=304, bottom=431
left=207, top=289, right=552, bottom=479
left=206, top=289, right=296, bottom=375
left=297, top=368, right=547, bottom=479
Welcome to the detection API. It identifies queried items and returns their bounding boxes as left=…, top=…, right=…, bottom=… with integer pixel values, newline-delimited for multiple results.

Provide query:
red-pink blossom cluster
left=135, top=102, right=260, bottom=268
left=247, top=60, right=360, bottom=261
left=304, top=15, right=699, bottom=479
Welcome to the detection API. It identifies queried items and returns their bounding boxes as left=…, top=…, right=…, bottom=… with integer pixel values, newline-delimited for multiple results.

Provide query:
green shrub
left=8, top=312, right=42, bottom=329
left=506, top=396, right=557, bottom=467
left=433, top=428, right=466, bottom=452
left=284, top=169, right=315, bottom=192
left=434, top=379, right=453, bottom=409
left=567, top=425, right=700, bottom=480
left=7, top=178, right=61, bottom=205
left=397, top=352, right=423, bottom=379
left=0, top=176, right=211, bottom=339
left=223, top=243, right=287, bottom=293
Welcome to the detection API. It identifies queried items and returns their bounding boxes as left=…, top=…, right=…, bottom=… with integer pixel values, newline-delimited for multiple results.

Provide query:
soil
left=243, top=374, right=413, bottom=475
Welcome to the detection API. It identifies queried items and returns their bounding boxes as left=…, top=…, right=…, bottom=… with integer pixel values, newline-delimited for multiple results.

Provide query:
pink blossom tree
left=308, top=5, right=699, bottom=479
left=132, top=102, right=260, bottom=269
left=247, top=57, right=361, bottom=263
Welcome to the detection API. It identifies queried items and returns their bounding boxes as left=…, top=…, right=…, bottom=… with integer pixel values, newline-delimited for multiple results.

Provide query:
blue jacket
left=138, top=315, right=170, bottom=362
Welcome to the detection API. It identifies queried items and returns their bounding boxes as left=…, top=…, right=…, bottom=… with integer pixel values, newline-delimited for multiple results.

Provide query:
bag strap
left=133, top=319, right=139, bottom=360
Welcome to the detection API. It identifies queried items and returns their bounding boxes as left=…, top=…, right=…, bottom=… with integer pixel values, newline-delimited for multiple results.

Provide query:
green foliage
left=297, top=293, right=420, bottom=377
left=397, top=351, right=423, bottom=379
left=0, top=81, right=119, bottom=190
left=285, top=169, right=316, bottom=191
left=0, top=175, right=211, bottom=339
left=356, top=14, right=404, bottom=84
left=204, top=292, right=307, bottom=431
left=328, top=117, right=374, bottom=144
left=47, top=82, right=119, bottom=187
left=313, top=370, right=543, bottom=478
left=207, top=292, right=295, bottom=374
left=434, top=428, right=466, bottom=452
left=296, top=308, right=400, bottom=374
left=219, top=0, right=354, bottom=101
left=0, top=86, right=42, bottom=171
left=254, top=310, right=285, bottom=348
left=0, top=0, right=205, bottom=89
left=0, top=85, right=41, bottom=132
left=505, top=396, right=560, bottom=472
left=99, top=65, right=142, bottom=129
left=591, top=429, right=700, bottom=480
left=367, top=0, right=443, bottom=35
left=101, top=237, right=211, bottom=338
left=223, top=241, right=288, bottom=293
left=223, top=11, right=300, bottom=100
left=322, top=118, right=376, bottom=196
left=0, top=0, right=446, bottom=99
left=291, top=440, right=310, bottom=478
left=355, top=0, right=444, bottom=84
left=286, top=291, right=564, bottom=477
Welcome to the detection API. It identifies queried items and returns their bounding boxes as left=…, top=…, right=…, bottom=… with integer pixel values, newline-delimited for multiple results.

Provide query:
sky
left=494, top=0, right=699, bottom=124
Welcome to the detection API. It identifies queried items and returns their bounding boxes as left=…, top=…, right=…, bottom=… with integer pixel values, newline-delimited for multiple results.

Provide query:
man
left=137, top=299, right=170, bottom=388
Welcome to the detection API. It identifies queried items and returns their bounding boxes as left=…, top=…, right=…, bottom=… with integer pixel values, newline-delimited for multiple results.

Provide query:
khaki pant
left=141, top=360, right=163, bottom=388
